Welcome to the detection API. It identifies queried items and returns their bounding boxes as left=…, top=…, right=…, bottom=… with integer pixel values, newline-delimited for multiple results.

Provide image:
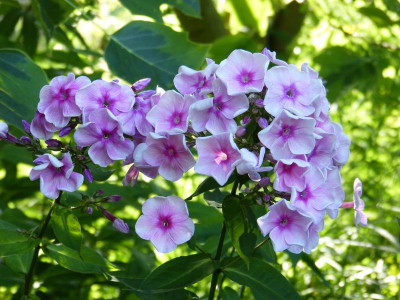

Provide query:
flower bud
left=235, top=126, right=246, bottom=137
left=258, top=177, right=270, bottom=187
left=123, top=165, right=139, bottom=187
left=87, top=207, right=93, bottom=215
left=252, top=108, right=259, bottom=114
left=132, top=78, right=151, bottom=92
left=93, top=190, right=104, bottom=197
left=45, top=139, right=63, bottom=149
left=22, top=120, right=31, bottom=135
left=257, top=117, right=268, bottom=129
left=113, top=218, right=129, bottom=234
left=255, top=98, right=264, bottom=108
left=6, top=133, right=20, bottom=144
left=58, top=126, right=72, bottom=137
left=241, top=116, right=251, bottom=125
left=263, top=195, right=271, bottom=202
left=100, top=206, right=116, bottom=222
left=20, top=136, right=32, bottom=145
left=83, top=167, right=93, bottom=183
left=104, top=195, right=122, bottom=202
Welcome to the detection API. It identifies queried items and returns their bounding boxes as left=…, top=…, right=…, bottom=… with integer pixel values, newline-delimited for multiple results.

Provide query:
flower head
left=236, top=147, right=273, bottom=181
left=30, top=153, right=84, bottom=199
left=353, top=178, right=367, bottom=227
left=38, top=73, right=90, bottom=127
left=257, top=199, right=312, bottom=253
left=274, top=159, right=310, bottom=192
left=216, top=49, right=269, bottom=95
left=194, top=133, right=242, bottom=185
left=30, top=111, right=61, bottom=140
left=74, top=108, right=134, bottom=167
left=135, top=196, right=194, bottom=253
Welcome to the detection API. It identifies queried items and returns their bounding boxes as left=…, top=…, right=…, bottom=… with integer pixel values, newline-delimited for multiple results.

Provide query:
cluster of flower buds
left=0, top=47, right=367, bottom=253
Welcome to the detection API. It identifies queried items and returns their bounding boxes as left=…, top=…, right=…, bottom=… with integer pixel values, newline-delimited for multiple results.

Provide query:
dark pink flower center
left=103, top=133, right=110, bottom=139
left=213, top=98, right=224, bottom=111
left=280, top=217, right=288, bottom=226
left=160, top=216, right=172, bottom=229
left=164, top=145, right=177, bottom=158
left=284, top=84, right=298, bottom=100
left=103, top=99, right=110, bottom=108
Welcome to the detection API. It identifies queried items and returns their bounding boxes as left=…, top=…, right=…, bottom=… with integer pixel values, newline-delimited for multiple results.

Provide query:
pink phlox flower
left=189, top=78, right=249, bottom=134
left=264, top=64, right=323, bottom=117
left=236, top=147, right=273, bottom=181
left=261, top=48, right=288, bottom=66
left=258, top=110, right=317, bottom=160
left=30, top=153, right=84, bottom=199
left=75, top=79, right=134, bottom=122
left=290, top=168, right=336, bottom=223
left=325, top=167, right=345, bottom=219
left=173, top=61, right=217, bottom=98
left=332, top=122, right=351, bottom=166
left=0, top=122, right=8, bottom=139
left=314, top=112, right=335, bottom=134
left=274, top=158, right=310, bottom=192
left=150, top=86, right=165, bottom=106
left=146, top=90, right=195, bottom=134
left=131, top=142, right=159, bottom=179
left=31, top=111, right=61, bottom=140
left=304, top=220, right=324, bottom=254
left=195, top=132, right=242, bottom=185
left=142, top=133, right=195, bottom=181
left=306, top=132, right=337, bottom=178
left=216, top=49, right=269, bottom=96
left=353, top=178, right=367, bottom=227
left=37, top=73, right=90, bottom=128
left=123, top=164, right=139, bottom=187
left=135, top=195, right=195, bottom=253
left=257, top=199, right=312, bottom=253
left=118, top=93, right=154, bottom=136
left=74, top=108, right=134, bottom=167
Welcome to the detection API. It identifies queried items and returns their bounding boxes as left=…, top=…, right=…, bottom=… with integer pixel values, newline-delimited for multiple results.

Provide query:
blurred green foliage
left=0, top=0, right=399, bottom=299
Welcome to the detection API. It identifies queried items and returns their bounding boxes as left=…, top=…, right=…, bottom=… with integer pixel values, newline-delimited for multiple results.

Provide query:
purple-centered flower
left=257, top=199, right=312, bottom=253
left=194, top=133, right=242, bottom=185
left=274, top=159, right=310, bottom=192
left=31, top=111, right=61, bottom=140
left=0, top=122, right=8, bottom=139
left=75, top=79, right=134, bottom=121
left=30, top=153, right=84, bottom=199
left=189, top=79, right=249, bottom=134
left=118, top=92, right=154, bottom=136
left=146, top=91, right=195, bottom=134
left=135, top=195, right=195, bottom=253
left=258, top=110, right=317, bottom=160
left=37, top=73, right=90, bottom=127
left=306, top=132, right=336, bottom=177
left=173, top=62, right=217, bottom=98
left=216, top=49, right=269, bottom=96
left=131, top=143, right=159, bottom=179
left=332, top=122, right=351, bottom=166
left=216, top=49, right=269, bottom=95
left=304, top=220, right=324, bottom=254
left=290, top=168, right=336, bottom=223
left=142, top=133, right=195, bottom=181
left=236, top=147, right=273, bottom=181
left=264, top=64, right=323, bottom=117
left=74, top=108, right=134, bottom=167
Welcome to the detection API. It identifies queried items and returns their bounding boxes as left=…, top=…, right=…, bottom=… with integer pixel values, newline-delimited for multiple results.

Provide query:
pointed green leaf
left=51, top=207, right=82, bottom=251
left=4, top=251, right=33, bottom=274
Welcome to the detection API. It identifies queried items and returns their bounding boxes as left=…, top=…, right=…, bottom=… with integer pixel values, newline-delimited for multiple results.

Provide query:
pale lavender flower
left=332, top=122, right=351, bottom=166
left=264, top=64, right=323, bottom=117
left=325, top=167, right=345, bottom=219
left=340, top=178, right=368, bottom=227
left=38, top=73, right=90, bottom=127
left=274, top=159, right=310, bottom=192
left=306, top=132, right=336, bottom=177
left=75, top=79, right=134, bottom=121
left=30, top=153, right=84, bottom=199
left=261, top=48, right=288, bottom=66
left=142, top=133, right=195, bottom=181
left=146, top=91, right=195, bottom=134
left=258, top=110, right=317, bottom=160
left=216, top=49, right=269, bottom=95
left=0, top=122, right=8, bottom=139
left=131, top=143, right=159, bottom=179
left=74, top=108, right=134, bottom=167
left=189, top=79, right=249, bottom=134
left=31, top=111, right=61, bottom=140
left=304, top=220, right=324, bottom=254
left=194, top=133, right=242, bottom=185
left=257, top=199, right=312, bottom=253
left=236, top=147, right=273, bottom=181
left=135, top=195, right=194, bottom=253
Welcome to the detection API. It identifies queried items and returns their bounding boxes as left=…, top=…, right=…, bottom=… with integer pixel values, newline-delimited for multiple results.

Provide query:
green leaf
left=220, top=287, right=241, bottom=300
left=239, top=232, right=257, bottom=257
left=359, top=6, right=393, bottom=27
left=4, top=251, right=33, bottom=274
left=88, top=162, right=115, bottom=182
left=120, top=0, right=200, bottom=21
left=262, top=239, right=277, bottom=264
left=187, top=175, right=236, bottom=200
left=140, top=254, right=216, bottom=291
left=105, top=21, right=209, bottom=89
left=0, top=264, right=24, bottom=286
left=300, top=253, right=330, bottom=288
left=222, top=257, right=301, bottom=300
left=0, top=49, right=48, bottom=130
left=222, top=196, right=249, bottom=267
left=44, top=244, right=108, bottom=274
left=51, top=207, right=82, bottom=251
left=203, top=188, right=229, bottom=208
left=0, top=219, right=39, bottom=257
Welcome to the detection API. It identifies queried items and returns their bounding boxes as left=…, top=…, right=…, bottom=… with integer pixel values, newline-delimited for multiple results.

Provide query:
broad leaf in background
left=44, top=244, right=109, bottom=274
left=120, top=0, right=200, bottom=22
left=4, top=251, right=33, bottom=274
left=51, top=207, right=82, bottom=251
left=223, top=257, right=301, bottom=300
left=140, top=254, right=216, bottom=291
left=0, top=49, right=47, bottom=130
left=105, top=21, right=209, bottom=89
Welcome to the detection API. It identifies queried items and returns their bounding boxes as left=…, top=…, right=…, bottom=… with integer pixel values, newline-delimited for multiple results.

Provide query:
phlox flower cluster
left=0, top=48, right=366, bottom=254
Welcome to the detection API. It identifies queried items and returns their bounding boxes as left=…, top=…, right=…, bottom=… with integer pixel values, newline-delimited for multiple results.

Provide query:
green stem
left=24, top=194, right=62, bottom=296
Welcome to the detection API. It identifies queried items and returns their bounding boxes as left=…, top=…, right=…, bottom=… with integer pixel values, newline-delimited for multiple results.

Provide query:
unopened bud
left=20, top=136, right=31, bottom=145
left=263, top=195, right=271, bottom=202
left=113, top=218, right=129, bottom=234
left=93, top=190, right=104, bottom=197
left=22, top=120, right=31, bottom=134
left=87, top=207, right=93, bottom=215
left=235, top=126, right=246, bottom=137
left=241, top=116, right=251, bottom=125
left=132, top=78, right=151, bottom=92
left=252, top=108, right=259, bottom=114
left=45, top=139, right=63, bottom=148
left=83, top=167, right=93, bottom=183
left=6, top=133, right=20, bottom=144
left=100, top=206, right=116, bottom=222
left=59, top=126, right=72, bottom=137
left=123, top=165, right=139, bottom=187
left=257, top=117, right=268, bottom=129
left=255, top=99, right=264, bottom=108
left=105, top=195, right=122, bottom=202
left=258, top=177, right=270, bottom=187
